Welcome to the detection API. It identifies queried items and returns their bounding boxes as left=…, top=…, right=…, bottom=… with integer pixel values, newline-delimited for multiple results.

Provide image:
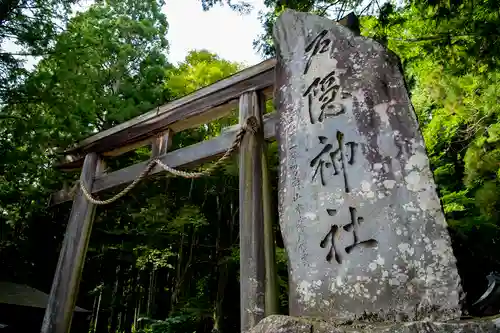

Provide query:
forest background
left=0, top=0, right=499, bottom=332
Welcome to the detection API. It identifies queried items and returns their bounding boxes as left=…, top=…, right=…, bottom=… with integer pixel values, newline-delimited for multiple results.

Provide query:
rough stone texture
left=273, top=9, right=462, bottom=321
left=250, top=315, right=500, bottom=333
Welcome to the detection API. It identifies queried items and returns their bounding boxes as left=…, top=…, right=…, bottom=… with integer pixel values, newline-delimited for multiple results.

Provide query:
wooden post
left=42, top=153, right=102, bottom=333
left=93, top=290, right=102, bottom=333
left=259, top=93, right=280, bottom=317
left=239, top=90, right=265, bottom=332
left=151, top=129, right=173, bottom=157
left=262, top=145, right=280, bottom=316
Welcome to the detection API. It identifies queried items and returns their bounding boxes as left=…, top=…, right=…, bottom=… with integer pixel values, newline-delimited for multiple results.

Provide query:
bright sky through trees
left=2, top=0, right=267, bottom=70
left=166, top=0, right=266, bottom=66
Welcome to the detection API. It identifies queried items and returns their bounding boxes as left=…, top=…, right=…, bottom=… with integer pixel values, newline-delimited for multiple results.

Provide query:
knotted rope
left=76, top=116, right=259, bottom=205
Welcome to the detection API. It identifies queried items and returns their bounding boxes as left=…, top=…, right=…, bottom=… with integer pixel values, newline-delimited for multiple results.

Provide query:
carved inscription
left=320, top=224, right=340, bottom=263
left=310, top=132, right=357, bottom=191
left=304, top=29, right=377, bottom=264
left=304, top=30, right=330, bottom=75
left=331, top=131, right=357, bottom=193
left=310, top=136, right=332, bottom=186
left=344, top=207, right=378, bottom=254
left=303, top=70, right=351, bottom=124
left=320, top=207, right=378, bottom=264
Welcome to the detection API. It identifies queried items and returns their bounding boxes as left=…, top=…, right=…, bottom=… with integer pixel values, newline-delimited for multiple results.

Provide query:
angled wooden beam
left=57, top=82, right=274, bottom=172
left=60, top=59, right=276, bottom=163
left=42, top=153, right=103, bottom=333
left=49, top=112, right=278, bottom=206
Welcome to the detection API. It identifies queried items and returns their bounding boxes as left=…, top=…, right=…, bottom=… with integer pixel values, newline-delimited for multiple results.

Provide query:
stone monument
left=273, top=9, right=462, bottom=321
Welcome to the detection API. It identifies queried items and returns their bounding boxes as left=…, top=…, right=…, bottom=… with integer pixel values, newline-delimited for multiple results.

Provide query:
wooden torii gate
left=43, top=15, right=358, bottom=333
left=44, top=58, right=279, bottom=333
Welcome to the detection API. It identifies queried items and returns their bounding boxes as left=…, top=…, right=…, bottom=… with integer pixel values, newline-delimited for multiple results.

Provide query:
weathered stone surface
left=273, top=9, right=462, bottom=321
left=250, top=315, right=500, bottom=333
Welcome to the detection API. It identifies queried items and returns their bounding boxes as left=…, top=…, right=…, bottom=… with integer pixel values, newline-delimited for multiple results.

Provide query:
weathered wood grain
left=151, top=129, right=173, bottom=157
left=42, top=153, right=102, bottom=333
left=57, top=81, right=274, bottom=171
left=49, top=112, right=278, bottom=206
left=262, top=142, right=279, bottom=317
left=239, top=91, right=265, bottom=332
left=62, top=59, right=276, bottom=159
left=259, top=92, right=279, bottom=318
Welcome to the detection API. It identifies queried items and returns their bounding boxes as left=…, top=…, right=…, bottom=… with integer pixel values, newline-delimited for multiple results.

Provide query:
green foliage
left=275, top=247, right=289, bottom=312
left=86, top=49, right=242, bottom=333
left=167, top=50, right=241, bottom=97
left=145, top=314, right=197, bottom=333
left=135, top=246, right=175, bottom=270
left=4, top=0, right=273, bottom=331
left=369, top=2, right=500, bottom=232
left=169, top=205, right=209, bottom=232
left=0, top=0, right=79, bottom=102
left=23, top=0, right=170, bottom=139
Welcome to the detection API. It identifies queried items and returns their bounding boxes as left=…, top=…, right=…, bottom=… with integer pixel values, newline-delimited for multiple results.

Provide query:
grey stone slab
left=273, top=9, right=462, bottom=321
left=250, top=315, right=500, bottom=333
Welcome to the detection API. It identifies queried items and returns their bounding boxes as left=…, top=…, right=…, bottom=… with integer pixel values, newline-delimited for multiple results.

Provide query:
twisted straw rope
left=77, top=116, right=259, bottom=205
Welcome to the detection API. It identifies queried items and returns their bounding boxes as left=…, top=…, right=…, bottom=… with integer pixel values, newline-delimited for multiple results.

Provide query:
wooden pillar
left=151, top=129, right=173, bottom=157
left=239, top=90, right=265, bottom=332
left=42, top=153, right=103, bottom=333
left=259, top=93, right=280, bottom=317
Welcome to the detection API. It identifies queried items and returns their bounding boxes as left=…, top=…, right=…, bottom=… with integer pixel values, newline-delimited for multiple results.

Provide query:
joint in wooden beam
left=48, top=112, right=278, bottom=207
left=151, top=129, right=173, bottom=157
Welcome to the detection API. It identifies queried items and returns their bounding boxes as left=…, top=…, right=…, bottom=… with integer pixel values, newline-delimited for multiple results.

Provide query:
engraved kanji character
left=320, top=208, right=342, bottom=264
left=343, top=207, right=378, bottom=254
left=330, top=131, right=358, bottom=193
left=310, top=136, right=333, bottom=186
left=303, top=70, right=351, bottom=124
left=304, top=30, right=331, bottom=75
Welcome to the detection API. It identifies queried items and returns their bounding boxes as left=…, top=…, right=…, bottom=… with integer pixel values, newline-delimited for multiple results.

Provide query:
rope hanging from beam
left=76, top=116, right=260, bottom=206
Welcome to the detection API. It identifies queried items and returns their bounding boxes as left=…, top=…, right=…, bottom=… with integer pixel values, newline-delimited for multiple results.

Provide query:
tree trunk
left=94, top=290, right=102, bottom=333
left=124, top=265, right=138, bottom=333
left=109, top=261, right=124, bottom=333
left=119, top=266, right=131, bottom=332
left=146, top=268, right=156, bottom=318
left=90, top=295, right=97, bottom=331
left=170, top=227, right=197, bottom=314
left=170, top=228, right=184, bottom=312
left=135, top=269, right=143, bottom=326
left=212, top=193, right=225, bottom=333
